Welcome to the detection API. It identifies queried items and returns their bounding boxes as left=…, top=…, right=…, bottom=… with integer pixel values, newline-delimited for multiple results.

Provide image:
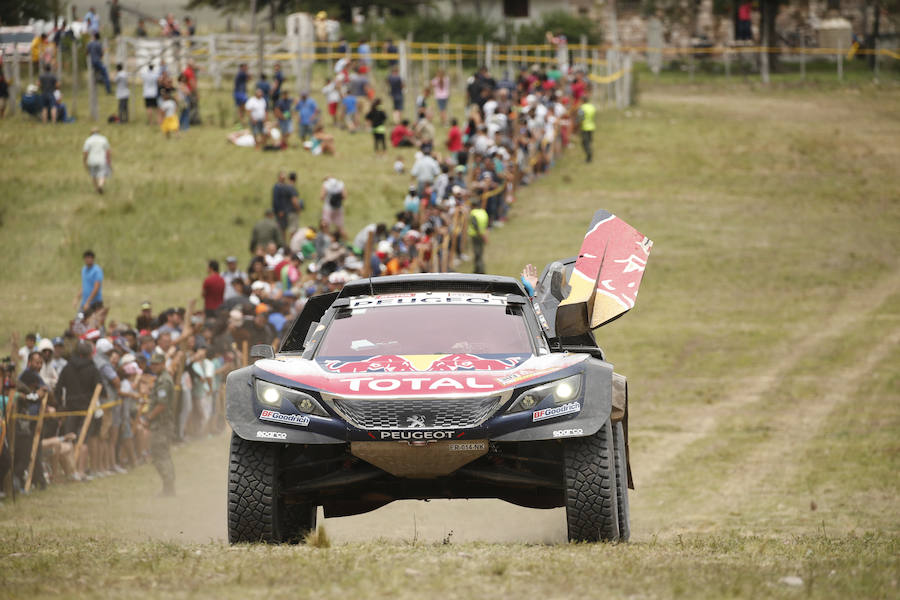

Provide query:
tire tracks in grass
left=631, top=267, right=900, bottom=506
left=694, top=321, right=900, bottom=530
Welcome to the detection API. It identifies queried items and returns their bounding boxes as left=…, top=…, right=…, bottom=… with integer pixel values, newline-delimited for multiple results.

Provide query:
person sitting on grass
left=390, top=119, right=416, bottom=148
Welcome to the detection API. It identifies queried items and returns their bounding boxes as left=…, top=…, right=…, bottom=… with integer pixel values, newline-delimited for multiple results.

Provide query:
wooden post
left=242, top=340, right=249, bottom=366
left=442, top=33, right=449, bottom=71
left=362, top=230, right=374, bottom=278
left=477, top=34, right=483, bottom=67
left=760, top=9, right=770, bottom=84
left=28, top=52, right=34, bottom=83
left=456, top=44, right=463, bottom=93
left=688, top=47, right=695, bottom=81
left=0, top=388, right=15, bottom=477
left=800, top=35, right=806, bottom=81
left=837, top=41, right=843, bottom=81
left=257, top=28, right=265, bottom=81
left=10, top=57, right=20, bottom=117
left=56, top=43, right=63, bottom=84
left=580, top=34, right=587, bottom=67
left=87, top=58, right=98, bottom=121
left=7, top=403, right=16, bottom=499
left=605, top=49, right=613, bottom=107
left=211, top=34, right=221, bottom=89
left=485, top=42, right=494, bottom=73
left=423, top=44, right=429, bottom=83
left=73, top=385, right=102, bottom=468
left=71, top=37, right=78, bottom=118
left=23, top=393, right=49, bottom=493
left=724, top=47, right=731, bottom=78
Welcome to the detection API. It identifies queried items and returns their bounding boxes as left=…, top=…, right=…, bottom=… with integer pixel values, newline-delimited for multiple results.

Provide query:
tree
left=185, top=0, right=421, bottom=27
left=0, top=0, right=54, bottom=25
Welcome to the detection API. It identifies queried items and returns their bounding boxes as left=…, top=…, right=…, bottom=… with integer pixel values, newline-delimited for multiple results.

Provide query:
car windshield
left=316, top=303, right=534, bottom=356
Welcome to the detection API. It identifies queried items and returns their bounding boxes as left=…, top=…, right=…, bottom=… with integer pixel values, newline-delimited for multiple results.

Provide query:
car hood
left=254, top=352, right=589, bottom=398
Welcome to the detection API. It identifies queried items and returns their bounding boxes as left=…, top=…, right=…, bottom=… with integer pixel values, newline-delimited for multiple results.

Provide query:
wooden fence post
left=455, top=44, right=463, bottom=93
left=71, top=37, right=78, bottom=118
left=10, top=57, right=20, bottom=117
left=800, top=35, right=806, bottom=80
left=23, top=393, right=49, bottom=493
left=87, top=58, right=98, bottom=121
left=210, top=34, right=221, bottom=89
left=477, top=34, right=483, bottom=67
left=73, top=385, right=102, bottom=469
left=257, top=28, right=265, bottom=79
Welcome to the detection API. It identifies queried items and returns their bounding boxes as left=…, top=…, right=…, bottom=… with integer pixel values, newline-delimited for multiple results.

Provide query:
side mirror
left=250, top=344, right=275, bottom=360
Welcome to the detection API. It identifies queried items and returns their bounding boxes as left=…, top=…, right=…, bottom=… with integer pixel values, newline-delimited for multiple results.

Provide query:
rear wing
left=548, top=210, right=653, bottom=338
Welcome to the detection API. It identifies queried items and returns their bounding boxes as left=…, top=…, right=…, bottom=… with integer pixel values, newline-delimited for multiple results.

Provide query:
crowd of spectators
left=1, top=33, right=598, bottom=495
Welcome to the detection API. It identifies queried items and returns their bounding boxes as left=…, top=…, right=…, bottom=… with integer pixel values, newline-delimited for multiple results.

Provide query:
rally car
left=226, top=210, right=652, bottom=543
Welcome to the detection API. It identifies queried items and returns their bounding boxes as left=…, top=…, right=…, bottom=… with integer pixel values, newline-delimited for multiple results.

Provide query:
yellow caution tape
left=589, top=69, right=626, bottom=84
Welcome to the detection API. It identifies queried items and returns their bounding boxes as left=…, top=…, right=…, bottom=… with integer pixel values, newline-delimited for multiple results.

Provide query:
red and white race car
left=226, top=210, right=652, bottom=544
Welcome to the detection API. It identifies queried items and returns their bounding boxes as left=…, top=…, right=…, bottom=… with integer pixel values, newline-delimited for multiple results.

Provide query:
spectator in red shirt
left=446, top=117, right=462, bottom=153
left=390, top=119, right=416, bottom=147
left=570, top=72, right=587, bottom=102
left=202, top=260, right=226, bottom=317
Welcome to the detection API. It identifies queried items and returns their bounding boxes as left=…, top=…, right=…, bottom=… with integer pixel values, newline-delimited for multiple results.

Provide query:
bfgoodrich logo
left=532, top=401, right=581, bottom=422
left=260, top=409, right=310, bottom=427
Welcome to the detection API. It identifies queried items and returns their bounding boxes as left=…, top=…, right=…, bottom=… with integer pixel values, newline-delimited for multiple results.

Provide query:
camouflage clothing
left=148, top=370, right=175, bottom=493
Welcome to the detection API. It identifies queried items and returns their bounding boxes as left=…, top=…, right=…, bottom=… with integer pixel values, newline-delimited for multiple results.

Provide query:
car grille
left=330, top=396, right=502, bottom=430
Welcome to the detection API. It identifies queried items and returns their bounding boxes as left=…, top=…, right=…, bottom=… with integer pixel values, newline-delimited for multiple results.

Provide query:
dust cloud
left=121, top=434, right=567, bottom=545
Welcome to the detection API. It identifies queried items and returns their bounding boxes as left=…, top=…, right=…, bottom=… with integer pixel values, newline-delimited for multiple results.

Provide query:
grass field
left=1, top=78, right=899, bottom=598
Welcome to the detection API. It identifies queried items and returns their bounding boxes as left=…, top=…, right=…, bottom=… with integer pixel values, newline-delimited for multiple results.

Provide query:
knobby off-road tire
left=564, top=419, right=620, bottom=542
left=227, top=433, right=316, bottom=544
left=612, top=421, right=631, bottom=542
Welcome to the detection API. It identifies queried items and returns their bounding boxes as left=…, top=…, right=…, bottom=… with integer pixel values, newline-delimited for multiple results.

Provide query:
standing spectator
left=202, top=261, right=226, bottom=318
left=184, top=16, right=196, bottom=37
left=114, top=63, right=129, bottom=123
left=144, top=352, right=175, bottom=496
left=468, top=196, right=489, bottom=274
left=233, top=63, right=249, bottom=124
left=136, top=18, right=147, bottom=37
left=446, top=117, right=463, bottom=157
left=177, top=74, right=192, bottom=131
left=245, top=88, right=267, bottom=149
left=110, top=0, right=121, bottom=36
left=285, top=172, right=303, bottom=233
left=271, top=62, right=284, bottom=103
left=365, top=98, right=387, bottom=155
left=385, top=38, right=398, bottom=66
left=577, top=90, right=596, bottom=163
left=272, top=171, right=291, bottom=234
left=76, top=249, right=104, bottom=315
left=55, top=342, right=100, bottom=478
left=255, top=73, right=271, bottom=105
left=39, top=64, right=58, bottom=124
left=295, top=91, right=319, bottom=141
left=273, top=90, right=292, bottom=147
left=341, top=91, right=358, bottom=132
left=250, top=209, right=284, bottom=253
left=387, top=66, right=404, bottom=123
left=15, top=352, right=50, bottom=489
left=30, top=33, right=46, bottom=74
left=737, top=2, right=753, bottom=41
left=411, top=147, right=441, bottom=196
left=321, top=177, right=347, bottom=239
left=84, top=7, right=100, bottom=35
left=141, top=64, right=159, bottom=125
left=222, top=257, right=247, bottom=301
left=357, top=39, right=372, bottom=67
left=321, top=77, right=341, bottom=126
left=86, top=33, right=111, bottom=95
left=159, top=89, right=179, bottom=138
left=50, top=338, right=68, bottom=374
left=82, top=128, right=111, bottom=194
left=349, top=66, right=371, bottom=116
left=431, top=69, right=450, bottom=126
left=0, top=69, right=8, bottom=119
left=94, top=338, right=123, bottom=474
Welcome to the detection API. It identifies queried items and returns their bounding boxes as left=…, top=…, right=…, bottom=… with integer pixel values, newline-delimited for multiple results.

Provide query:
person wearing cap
left=222, top=257, right=247, bottom=301
left=50, top=337, right=68, bottom=374
left=75, top=250, right=104, bottom=317
left=15, top=351, right=51, bottom=488
left=136, top=301, right=156, bottom=331
left=468, top=196, right=489, bottom=274
left=82, top=127, right=111, bottom=194
left=144, top=351, right=175, bottom=496
left=246, top=304, right=278, bottom=349
left=94, top=338, right=124, bottom=475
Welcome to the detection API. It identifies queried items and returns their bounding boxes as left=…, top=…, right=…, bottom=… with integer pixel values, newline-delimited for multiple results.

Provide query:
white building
left=422, top=0, right=594, bottom=23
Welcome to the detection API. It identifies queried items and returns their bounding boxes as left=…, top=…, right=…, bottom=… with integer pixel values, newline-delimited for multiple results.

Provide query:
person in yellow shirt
left=467, top=197, right=489, bottom=274
left=31, top=34, right=46, bottom=74
left=577, top=89, right=597, bottom=163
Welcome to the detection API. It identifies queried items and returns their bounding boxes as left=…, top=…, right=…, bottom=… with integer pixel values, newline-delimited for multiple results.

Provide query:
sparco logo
left=380, top=430, right=456, bottom=440
left=256, top=431, right=287, bottom=439
left=552, top=428, right=584, bottom=438
left=532, top=401, right=581, bottom=422
left=260, top=410, right=310, bottom=427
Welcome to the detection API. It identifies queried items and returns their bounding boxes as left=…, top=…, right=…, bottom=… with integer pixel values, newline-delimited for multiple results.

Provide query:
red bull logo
left=322, top=355, right=415, bottom=374
left=427, top=354, right=523, bottom=372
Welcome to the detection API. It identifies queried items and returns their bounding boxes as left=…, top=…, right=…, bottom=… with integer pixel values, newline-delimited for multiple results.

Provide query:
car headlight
left=255, top=380, right=328, bottom=417
left=507, top=374, right=583, bottom=413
